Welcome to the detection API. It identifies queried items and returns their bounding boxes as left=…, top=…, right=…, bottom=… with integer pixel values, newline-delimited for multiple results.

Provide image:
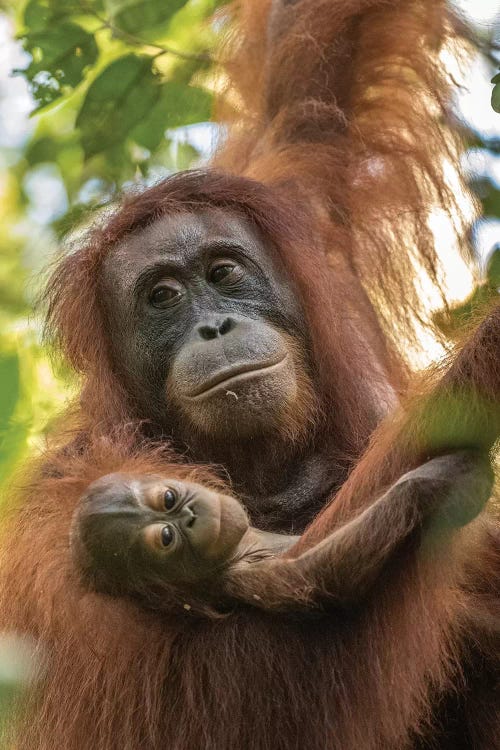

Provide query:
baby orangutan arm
left=224, top=451, right=493, bottom=612
left=71, top=451, right=492, bottom=614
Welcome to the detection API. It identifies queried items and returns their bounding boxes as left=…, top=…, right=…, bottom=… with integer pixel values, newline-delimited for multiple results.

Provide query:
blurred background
left=0, top=0, right=498, bottom=718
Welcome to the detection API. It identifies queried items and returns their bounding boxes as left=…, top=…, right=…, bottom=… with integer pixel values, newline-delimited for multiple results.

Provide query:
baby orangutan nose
left=181, top=504, right=196, bottom=528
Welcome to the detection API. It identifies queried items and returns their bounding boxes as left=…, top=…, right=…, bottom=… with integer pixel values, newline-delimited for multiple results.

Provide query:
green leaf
left=25, top=135, right=60, bottom=165
left=18, top=23, right=98, bottom=110
left=170, top=140, right=200, bottom=170
left=491, top=71, right=500, bottom=84
left=131, top=82, right=212, bottom=150
left=130, top=95, right=170, bottom=151
left=492, top=83, right=500, bottom=114
left=23, top=0, right=56, bottom=30
left=76, top=55, right=161, bottom=159
left=107, top=0, right=187, bottom=34
left=159, top=81, right=212, bottom=128
left=22, top=0, right=104, bottom=29
left=479, top=183, right=500, bottom=218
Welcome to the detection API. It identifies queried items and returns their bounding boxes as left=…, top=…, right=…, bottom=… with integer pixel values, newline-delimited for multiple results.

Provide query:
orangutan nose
left=197, top=317, right=237, bottom=340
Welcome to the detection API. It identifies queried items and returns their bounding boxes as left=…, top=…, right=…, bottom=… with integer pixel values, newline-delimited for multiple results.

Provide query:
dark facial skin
left=101, top=209, right=312, bottom=445
left=75, top=214, right=494, bottom=610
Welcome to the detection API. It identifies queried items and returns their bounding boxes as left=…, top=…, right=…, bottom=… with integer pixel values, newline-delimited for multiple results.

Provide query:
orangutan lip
left=186, top=355, right=288, bottom=399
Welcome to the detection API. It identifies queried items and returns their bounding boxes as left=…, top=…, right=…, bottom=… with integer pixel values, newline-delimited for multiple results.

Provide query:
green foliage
left=479, top=181, right=500, bottom=218
left=22, top=0, right=103, bottom=31
left=18, top=22, right=99, bottom=110
left=0, top=349, right=20, bottom=477
left=488, top=243, right=500, bottom=286
left=76, top=54, right=161, bottom=158
left=131, top=81, right=211, bottom=151
left=107, top=0, right=186, bottom=34
left=0, top=350, right=20, bottom=445
left=13, top=0, right=227, bottom=225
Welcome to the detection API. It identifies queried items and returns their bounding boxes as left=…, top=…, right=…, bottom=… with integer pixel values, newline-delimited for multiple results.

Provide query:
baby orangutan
left=72, top=473, right=298, bottom=603
left=72, top=450, right=492, bottom=616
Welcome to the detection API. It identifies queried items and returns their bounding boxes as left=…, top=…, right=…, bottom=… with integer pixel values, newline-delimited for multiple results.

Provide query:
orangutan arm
left=221, top=451, right=493, bottom=611
left=225, top=304, right=500, bottom=611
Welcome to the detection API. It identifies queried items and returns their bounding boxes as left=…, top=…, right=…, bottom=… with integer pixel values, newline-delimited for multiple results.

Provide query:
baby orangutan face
left=72, top=473, right=251, bottom=593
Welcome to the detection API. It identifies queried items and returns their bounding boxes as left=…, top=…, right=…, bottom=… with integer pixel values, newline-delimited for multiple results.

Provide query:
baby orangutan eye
left=161, top=524, right=174, bottom=547
left=143, top=523, right=177, bottom=553
left=164, top=489, right=177, bottom=511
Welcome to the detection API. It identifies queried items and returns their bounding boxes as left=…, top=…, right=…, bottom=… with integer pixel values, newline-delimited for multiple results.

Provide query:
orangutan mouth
left=185, top=355, right=288, bottom=399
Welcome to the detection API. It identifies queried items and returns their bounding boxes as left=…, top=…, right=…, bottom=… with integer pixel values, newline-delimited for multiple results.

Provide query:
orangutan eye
left=208, top=260, right=244, bottom=285
left=163, top=489, right=177, bottom=511
left=160, top=525, right=175, bottom=547
left=143, top=523, right=178, bottom=554
left=150, top=281, right=183, bottom=308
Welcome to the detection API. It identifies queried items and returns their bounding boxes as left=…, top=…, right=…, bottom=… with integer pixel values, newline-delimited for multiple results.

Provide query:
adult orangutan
left=1, top=1, right=499, bottom=750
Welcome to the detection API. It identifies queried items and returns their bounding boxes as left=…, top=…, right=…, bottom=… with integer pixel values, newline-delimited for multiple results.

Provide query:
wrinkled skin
left=97, top=207, right=334, bottom=532
left=101, top=209, right=315, bottom=444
